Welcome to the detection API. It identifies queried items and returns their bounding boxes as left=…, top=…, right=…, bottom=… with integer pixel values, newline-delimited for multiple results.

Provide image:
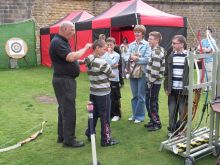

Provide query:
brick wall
left=0, top=0, right=34, bottom=23
left=0, top=0, right=219, bottom=63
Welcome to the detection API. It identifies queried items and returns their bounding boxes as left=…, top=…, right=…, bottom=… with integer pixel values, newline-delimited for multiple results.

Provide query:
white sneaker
left=112, top=116, right=120, bottom=121
left=167, top=132, right=173, bottom=138
left=128, top=117, right=134, bottom=121
left=134, top=120, right=142, bottom=124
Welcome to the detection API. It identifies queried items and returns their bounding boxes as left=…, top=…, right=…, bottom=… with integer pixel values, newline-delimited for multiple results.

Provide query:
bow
left=198, top=30, right=205, bottom=83
left=0, top=121, right=47, bottom=153
left=191, top=30, right=206, bottom=121
left=193, top=26, right=220, bottom=131
left=206, top=26, right=219, bottom=52
left=194, top=27, right=219, bottom=130
left=206, top=28, right=217, bottom=52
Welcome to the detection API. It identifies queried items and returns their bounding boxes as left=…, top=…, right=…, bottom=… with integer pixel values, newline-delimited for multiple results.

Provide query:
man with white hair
left=50, top=21, right=92, bottom=147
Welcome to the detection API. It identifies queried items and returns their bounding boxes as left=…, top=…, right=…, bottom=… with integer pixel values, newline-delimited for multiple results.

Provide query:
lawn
left=0, top=66, right=216, bottom=165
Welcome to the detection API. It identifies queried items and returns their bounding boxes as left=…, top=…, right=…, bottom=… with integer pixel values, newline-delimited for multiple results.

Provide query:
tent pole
left=135, top=13, right=139, bottom=25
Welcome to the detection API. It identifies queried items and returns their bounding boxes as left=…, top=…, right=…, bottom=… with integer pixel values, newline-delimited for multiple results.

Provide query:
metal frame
left=210, top=51, right=220, bottom=155
left=160, top=51, right=219, bottom=164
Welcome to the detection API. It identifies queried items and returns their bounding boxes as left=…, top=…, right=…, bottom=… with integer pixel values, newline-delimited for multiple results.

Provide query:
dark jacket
left=163, top=52, right=189, bottom=95
left=114, top=45, right=124, bottom=86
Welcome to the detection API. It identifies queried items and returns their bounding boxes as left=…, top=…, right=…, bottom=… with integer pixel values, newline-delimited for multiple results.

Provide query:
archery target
left=5, top=38, right=28, bottom=59
left=9, top=40, right=24, bottom=55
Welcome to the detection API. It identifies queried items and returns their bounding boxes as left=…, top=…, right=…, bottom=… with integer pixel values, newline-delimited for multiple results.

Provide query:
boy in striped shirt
left=83, top=39, right=119, bottom=147
left=164, top=35, right=188, bottom=137
left=145, top=31, right=166, bottom=131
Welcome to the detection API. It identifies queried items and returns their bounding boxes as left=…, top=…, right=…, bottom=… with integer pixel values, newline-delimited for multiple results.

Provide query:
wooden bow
left=0, top=121, right=47, bottom=153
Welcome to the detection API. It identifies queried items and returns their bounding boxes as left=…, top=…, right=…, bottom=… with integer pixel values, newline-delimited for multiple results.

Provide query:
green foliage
left=0, top=67, right=215, bottom=165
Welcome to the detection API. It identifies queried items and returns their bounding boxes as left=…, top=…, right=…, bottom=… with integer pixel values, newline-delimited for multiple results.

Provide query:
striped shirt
left=172, top=50, right=187, bottom=90
left=85, top=54, right=113, bottom=96
left=146, top=46, right=165, bottom=84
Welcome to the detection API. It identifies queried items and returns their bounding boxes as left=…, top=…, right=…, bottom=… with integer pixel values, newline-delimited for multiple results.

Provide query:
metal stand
left=160, top=51, right=219, bottom=165
left=210, top=52, right=220, bottom=157
left=9, top=56, right=29, bottom=69
left=23, top=56, right=30, bottom=67
left=9, top=57, right=19, bottom=69
left=87, top=102, right=101, bottom=165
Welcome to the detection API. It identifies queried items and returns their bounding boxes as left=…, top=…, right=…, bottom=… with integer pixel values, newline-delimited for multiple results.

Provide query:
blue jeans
left=129, top=75, right=146, bottom=121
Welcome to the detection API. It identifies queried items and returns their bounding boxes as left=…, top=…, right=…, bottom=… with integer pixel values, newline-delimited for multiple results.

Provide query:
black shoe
left=101, top=139, right=119, bottom=147
left=144, top=122, right=154, bottom=128
left=85, top=131, right=91, bottom=142
left=57, top=137, right=63, bottom=143
left=147, top=125, right=161, bottom=132
left=63, top=139, right=85, bottom=148
left=86, top=135, right=91, bottom=142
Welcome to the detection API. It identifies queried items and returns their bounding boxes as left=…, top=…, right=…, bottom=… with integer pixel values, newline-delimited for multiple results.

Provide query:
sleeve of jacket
left=124, top=43, right=132, bottom=62
left=163, top=52, right=169, bottom=91
left=160, top=50, right=166, bottom=79
left=182, top=58, right=189, bottom=95
left=136, top=42, right=151, bottom=65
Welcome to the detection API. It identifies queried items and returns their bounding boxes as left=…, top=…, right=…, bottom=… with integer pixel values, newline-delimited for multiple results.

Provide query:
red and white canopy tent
left=76, top=0, right=187, bottom=71
left=40, top=11, right=94, bottom=67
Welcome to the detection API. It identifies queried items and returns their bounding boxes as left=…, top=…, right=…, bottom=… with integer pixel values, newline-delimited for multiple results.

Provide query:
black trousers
left=110, top=81, right=121, bottom=118
left=145, top=84, right=161, bottom=125
left=52, top=76, right=76, bottom=143
left=86, top=94, right=111, bottom=144
left=168, top=90, right=188, bottom=132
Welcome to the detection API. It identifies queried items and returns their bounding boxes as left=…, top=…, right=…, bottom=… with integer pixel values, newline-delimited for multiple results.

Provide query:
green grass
left=0, top=66, right=216, bottom=165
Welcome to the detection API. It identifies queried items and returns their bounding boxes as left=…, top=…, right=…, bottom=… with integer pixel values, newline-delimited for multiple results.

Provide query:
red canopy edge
left=140, top=16, right=184, bottom=27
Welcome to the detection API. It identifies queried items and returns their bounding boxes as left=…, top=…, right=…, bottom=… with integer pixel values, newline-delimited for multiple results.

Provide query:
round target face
left=11, top=42, right=22, bottom=53
left=5, top=38, right=28, bottom=59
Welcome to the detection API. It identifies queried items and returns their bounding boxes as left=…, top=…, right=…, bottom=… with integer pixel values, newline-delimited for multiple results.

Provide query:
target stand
left=5, top=38, right=29, bottom=68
